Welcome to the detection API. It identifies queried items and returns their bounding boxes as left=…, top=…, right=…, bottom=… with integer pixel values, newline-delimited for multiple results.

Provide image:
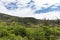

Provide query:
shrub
left=12, top=25, right=26, bottom=37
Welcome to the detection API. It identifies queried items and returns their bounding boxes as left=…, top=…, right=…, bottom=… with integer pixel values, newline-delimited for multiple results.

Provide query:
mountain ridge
left=0, top=13, right=60, bottom=27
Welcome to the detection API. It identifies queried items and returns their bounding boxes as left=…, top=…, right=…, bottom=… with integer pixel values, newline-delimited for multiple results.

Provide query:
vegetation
left=0, top=13, right=60, bottom=40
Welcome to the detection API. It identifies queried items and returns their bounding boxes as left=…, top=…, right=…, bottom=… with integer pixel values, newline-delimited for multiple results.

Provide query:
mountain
left=0, top=13, right=39, bottom=27
left=0, top=13, right=60, bottom=27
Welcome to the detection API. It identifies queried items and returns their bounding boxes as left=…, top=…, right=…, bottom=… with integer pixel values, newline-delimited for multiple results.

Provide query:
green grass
left=0, top=22, right=60, bottom=40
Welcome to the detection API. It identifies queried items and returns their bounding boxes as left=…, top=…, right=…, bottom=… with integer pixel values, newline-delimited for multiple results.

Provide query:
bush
left=26, top=27, right=46, bottom=40
left=0, top=25, right=8, bottom=37
left=12, top=25, right=26, bottom=37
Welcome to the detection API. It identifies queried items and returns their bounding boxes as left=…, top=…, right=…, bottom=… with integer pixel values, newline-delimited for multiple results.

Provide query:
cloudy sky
left=0, top=0, right=60, bottom=20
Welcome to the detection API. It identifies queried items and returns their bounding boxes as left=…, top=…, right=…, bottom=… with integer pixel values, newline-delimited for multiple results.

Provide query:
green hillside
left=0, top=13, right=60, bottom=40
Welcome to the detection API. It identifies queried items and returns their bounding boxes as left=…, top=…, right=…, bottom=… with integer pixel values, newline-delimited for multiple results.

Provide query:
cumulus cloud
left=34, top=0, right=60, bottom=9
left=0, top=0, right=60, bottom=20
left=34, top=11, right=60, bottom=20
left=35, top=4, right=60, bottom=14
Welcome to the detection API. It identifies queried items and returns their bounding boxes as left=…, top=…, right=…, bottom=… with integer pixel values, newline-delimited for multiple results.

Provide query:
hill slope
left=0, top=13, right=39, bottom=27
left=0, top=13, right=60, bottom=27
left=0, top=13, right=60, bottom=40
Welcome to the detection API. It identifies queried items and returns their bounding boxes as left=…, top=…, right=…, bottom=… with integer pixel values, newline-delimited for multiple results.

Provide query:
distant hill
left=0, top=13, right=60, bottom=27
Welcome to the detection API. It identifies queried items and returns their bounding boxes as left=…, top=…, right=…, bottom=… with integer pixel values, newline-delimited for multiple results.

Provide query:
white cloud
left=0, top=5, right=34, bottom=17
left=0, top=0, right=16, bottom=2
left=17, top=0, right=31, bottom=4
left=0, top=0, right=60, bottom=20
left=34, top=11, right=60, bottom=20
left=34, top=0, right=60, bottom=9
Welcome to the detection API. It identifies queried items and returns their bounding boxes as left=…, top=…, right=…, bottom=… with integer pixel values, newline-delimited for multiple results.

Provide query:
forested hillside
left=0, top=13, right=60, bottom=40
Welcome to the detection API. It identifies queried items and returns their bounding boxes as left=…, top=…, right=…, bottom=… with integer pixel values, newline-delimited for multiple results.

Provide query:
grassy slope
left=0, top=13, right=60, bottom=40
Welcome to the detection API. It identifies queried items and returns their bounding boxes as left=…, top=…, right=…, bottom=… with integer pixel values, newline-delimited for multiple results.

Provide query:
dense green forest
left=0, top=13, right=60, bottom=40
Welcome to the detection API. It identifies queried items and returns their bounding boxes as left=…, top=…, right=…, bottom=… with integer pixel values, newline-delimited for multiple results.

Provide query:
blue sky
left=0, top=0, right=60, bottom=20
left=35, top=5, right=60, bottom=13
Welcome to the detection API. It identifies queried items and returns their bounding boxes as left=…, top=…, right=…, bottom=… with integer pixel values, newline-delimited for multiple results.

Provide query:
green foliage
left=0, top=13, right=60, bottom=40
left=0, top=22, right=60, bottom=40
left=12, top=25, right=26, bottom=37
